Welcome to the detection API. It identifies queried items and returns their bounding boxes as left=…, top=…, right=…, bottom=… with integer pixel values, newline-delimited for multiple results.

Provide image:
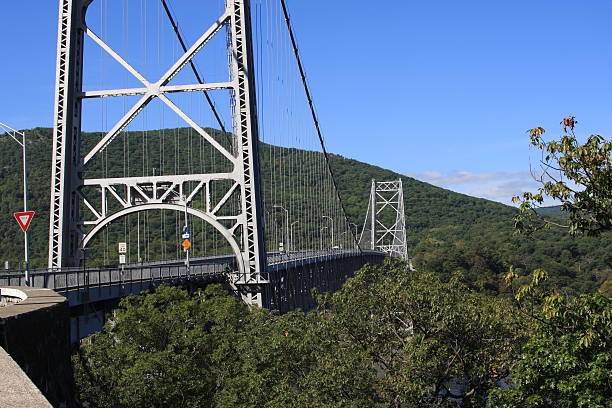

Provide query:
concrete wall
left=0, top=345, right=52, bottom=408
left=0, top=287, right=75, bottom=408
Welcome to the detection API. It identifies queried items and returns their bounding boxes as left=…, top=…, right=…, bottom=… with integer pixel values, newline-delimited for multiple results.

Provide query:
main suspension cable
left=160, top=0, right=230, bottom=144
left=278, top=0, right=361, bottom=251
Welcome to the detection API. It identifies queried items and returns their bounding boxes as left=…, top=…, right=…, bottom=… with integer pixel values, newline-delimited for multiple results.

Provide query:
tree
left=496, top=118, right=612, bottom=406
left=315, top=258, right=526, bottom=407
left=512, top=119, right=611, bottom=236
left=73, top=260, right=528, bottom=408
left=489, top=270, right=611, bottom=407
left=73, top=284, right=249, bottom=408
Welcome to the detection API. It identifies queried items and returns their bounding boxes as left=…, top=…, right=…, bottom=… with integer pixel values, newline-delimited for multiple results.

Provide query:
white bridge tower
left=48, top=0, right=267, bottom=305
left=360, top=179, right=409, bottom=260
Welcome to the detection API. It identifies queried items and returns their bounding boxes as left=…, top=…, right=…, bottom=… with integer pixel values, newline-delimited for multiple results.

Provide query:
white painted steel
left=49, top=0, right=267, bottom=307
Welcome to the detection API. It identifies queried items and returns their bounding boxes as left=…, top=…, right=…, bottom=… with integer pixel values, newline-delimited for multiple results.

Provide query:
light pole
left=340, top=231, right=348, bottom=249
left=273, top=205, right=289, bottom=253
left=348, top=222, right=358, bottom=249
left=349, top=222, right=358, bottom=238
left=319, top=226, right=328, bottom=251
left=322, top=216, right=334, bottom=248
left=0, top=122, right=30, bottom=285
left=290, top=220, right=299, bottom=252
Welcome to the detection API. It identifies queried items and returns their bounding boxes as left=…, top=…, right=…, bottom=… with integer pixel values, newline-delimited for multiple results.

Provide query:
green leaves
left=73, top=261, right=531, bottom=407
left=504, top=118, right=612, bottom=404
left=492, top=267, right=612, bottom=407
left=73, top=284, right=249, bottom=408
left=515, top=121, right=611, bottom=237
left=490, top=291, right=611, bottom=408
left=315, top=259, right=527, bottom=407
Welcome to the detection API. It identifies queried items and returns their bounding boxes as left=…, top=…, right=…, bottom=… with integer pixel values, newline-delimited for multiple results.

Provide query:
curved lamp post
left=319, top=226, right=328, bottom=251
left=273, top=204, right=289, bottom=252
left=0, top=122, right=29, bottom=285
left=322, top=216, right=334, bottom=248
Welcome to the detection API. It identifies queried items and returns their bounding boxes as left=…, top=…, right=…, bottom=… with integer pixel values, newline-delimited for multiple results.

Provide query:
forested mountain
left=329, top=154, right=610, bottom=295
left=535, top=205, right=563, bottom=216
left=0, top=127, right=609, bottom=294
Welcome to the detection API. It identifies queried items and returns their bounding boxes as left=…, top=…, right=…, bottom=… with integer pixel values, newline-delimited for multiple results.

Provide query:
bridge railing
left=0, top=260, right=234, bottom=292
left=0, top=250, right=383, bottom=293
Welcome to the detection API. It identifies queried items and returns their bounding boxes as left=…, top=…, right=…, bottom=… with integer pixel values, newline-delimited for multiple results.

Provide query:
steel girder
left=49, top=0, right=267, bottom=305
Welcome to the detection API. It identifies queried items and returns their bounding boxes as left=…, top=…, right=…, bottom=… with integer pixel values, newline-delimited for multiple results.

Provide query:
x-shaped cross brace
left=80, top=12, right=236, bottom=166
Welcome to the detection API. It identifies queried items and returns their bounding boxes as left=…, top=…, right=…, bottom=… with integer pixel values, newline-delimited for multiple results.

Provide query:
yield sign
left=14, top=211, right=35, bottom=232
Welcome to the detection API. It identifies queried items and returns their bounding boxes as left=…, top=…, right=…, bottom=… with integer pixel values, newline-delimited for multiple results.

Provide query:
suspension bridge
left=1, top=0, right=409, bottom=321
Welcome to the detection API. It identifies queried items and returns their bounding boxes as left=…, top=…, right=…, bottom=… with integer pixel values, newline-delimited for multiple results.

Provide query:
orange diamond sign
left=181, top=239, right=191, bottom=250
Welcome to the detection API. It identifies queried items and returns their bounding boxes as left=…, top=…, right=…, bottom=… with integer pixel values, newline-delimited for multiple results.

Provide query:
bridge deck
left=0, top=250, right=381, bottom=306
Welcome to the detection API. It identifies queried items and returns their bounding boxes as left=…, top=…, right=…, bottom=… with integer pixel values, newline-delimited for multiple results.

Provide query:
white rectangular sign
left=118, top=242, right=127, bottom=254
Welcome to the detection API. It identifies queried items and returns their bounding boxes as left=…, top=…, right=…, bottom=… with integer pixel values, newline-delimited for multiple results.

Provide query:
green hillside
left=0, top=128, right=609, bottom=294
left=535, top=205, right=563, bottom=216
left=329, top=154, right=610, bottom=294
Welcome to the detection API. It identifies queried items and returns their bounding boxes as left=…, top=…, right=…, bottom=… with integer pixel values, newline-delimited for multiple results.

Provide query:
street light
left=340, top=231, right=349, bottom=249
left=349, top=222, right=358, bottom=238
left=319, top=226, right=328, bottom=250
left=273, top=205, right=289, bottom=253
left=0, top=122, right=30, bottom=285
left=347, top=222, right=359, bottom=249
left=322, top=216, right=334, bottom=248
left=290, top=220, right=299, bottom=252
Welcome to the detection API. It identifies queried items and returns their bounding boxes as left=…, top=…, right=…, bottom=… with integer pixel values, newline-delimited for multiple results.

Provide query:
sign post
left=182, top=197, right=191, bottom=276
left=182, top=239, right=191, bottom=276
left=2, top=123, right=30, bottom=286
left=118, top=242, right=127, bottom=282
left=14, top=211, right=34, bottom=285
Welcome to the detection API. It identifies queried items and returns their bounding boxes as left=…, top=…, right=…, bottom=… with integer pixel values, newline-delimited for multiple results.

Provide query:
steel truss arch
left=81, top=203, right=245, bottom=277
left=49, top=0, right=267, bottom=307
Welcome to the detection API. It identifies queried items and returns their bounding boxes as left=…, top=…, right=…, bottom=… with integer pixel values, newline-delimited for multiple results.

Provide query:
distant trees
left=1, top=128, right=609, bottom=297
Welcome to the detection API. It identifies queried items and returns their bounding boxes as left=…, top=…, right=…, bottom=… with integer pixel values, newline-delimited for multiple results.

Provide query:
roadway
left=0, top=249, right=378, bottom=306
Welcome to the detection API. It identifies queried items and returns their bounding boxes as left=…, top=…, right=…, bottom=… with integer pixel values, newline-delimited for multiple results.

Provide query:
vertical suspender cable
left=278, top=0, right=361, bottom=252
left=160, top=0, right=230, bottom=145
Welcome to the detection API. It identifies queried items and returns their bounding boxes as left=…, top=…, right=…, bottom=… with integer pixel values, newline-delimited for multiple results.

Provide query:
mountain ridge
left=0, top=127, right=608, bottom=294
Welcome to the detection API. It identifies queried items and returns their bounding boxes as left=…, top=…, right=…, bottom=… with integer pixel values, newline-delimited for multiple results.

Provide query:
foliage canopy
left=74, top=259, right=527, bottom=407
left=513, top=121, right=611, bottom=236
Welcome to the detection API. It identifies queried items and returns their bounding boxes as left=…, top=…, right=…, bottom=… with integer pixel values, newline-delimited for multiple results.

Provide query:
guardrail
left=0, top=261, right=232, bottom=292
left=0, top=249, right=384, bottom=293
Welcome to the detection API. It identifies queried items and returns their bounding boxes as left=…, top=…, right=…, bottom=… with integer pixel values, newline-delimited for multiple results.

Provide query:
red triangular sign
left=14, top=211, right=35, bottom=232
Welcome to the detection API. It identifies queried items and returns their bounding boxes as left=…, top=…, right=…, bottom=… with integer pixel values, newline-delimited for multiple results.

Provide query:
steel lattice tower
left=48, top=0, right=268, bottom=305
left=360, top=179, right=408, bottom=260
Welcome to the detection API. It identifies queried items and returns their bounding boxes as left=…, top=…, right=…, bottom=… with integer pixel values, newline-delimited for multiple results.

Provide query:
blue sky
left=1, top=0, right=610, bottom=205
